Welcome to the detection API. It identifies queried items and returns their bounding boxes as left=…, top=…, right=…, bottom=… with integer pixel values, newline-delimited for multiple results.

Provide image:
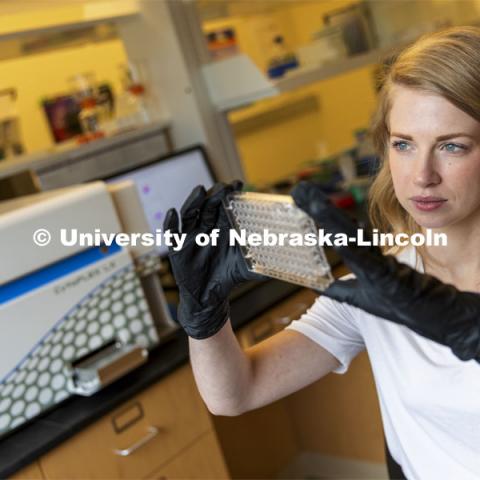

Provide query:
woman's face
left=388, top=85, right=480, bottom=230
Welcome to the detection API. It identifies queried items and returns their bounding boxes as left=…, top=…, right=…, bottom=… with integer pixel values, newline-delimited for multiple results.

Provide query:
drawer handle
left=274, top=302, right=309, bottom=326
left=113, top=426, right=160, bottom=457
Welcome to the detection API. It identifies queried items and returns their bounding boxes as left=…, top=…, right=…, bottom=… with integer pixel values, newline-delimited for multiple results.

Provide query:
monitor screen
left=105, top=146, right=215, bottom=256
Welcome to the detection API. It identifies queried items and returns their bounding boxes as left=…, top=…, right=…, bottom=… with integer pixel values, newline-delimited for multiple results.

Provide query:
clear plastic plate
left=224, top=191, right=333, bottom=291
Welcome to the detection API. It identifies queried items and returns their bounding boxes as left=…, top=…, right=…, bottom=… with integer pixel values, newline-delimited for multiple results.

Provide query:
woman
left=164, top=27, right=480, bottom=480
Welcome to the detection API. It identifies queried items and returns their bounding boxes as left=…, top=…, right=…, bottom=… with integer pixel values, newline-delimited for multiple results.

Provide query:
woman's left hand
left=292, top=181, right=480, bottom=363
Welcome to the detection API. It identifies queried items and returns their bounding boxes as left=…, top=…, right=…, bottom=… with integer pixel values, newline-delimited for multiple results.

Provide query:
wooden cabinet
left=285, top=350, right=385, bottom=463
left=214, top=266, right=384, bottom=477
left=212, top=289, right=317, bottom=479
left=150, top=431, right=229, bottom=480
left=236, top=262, right=350, bottom=350
left=280, top=266, right=385, bottom=464
left=237, top=288, right=317, bottom=349
left=39, top=365, right=228, bottom=479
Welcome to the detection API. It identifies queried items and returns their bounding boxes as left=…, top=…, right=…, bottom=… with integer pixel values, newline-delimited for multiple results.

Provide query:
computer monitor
left=104, top=145, right=216, bottom=256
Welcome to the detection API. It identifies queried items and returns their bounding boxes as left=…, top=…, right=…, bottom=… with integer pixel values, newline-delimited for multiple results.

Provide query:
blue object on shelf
left=267, top=64, right=287, bottom=79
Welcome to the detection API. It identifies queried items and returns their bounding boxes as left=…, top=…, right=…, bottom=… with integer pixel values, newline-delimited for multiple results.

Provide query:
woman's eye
left=441, top=143, right=467, bottom=153
left=391, top=140, right=410, bottom=151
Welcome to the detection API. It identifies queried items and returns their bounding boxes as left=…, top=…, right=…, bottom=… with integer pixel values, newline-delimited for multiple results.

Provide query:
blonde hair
left=368, top=26, right=480, bottom=254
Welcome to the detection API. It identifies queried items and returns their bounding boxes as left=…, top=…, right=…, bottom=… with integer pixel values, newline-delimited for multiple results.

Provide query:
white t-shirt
left=286, top=246, right=480, bottom=480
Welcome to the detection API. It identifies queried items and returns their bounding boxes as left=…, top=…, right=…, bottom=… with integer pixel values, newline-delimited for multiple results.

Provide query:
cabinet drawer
left=238, top=289, right=317, bottom=347
left=40, top=365, right=212, bottom=479
left=150, top=431, right=229, bottom=480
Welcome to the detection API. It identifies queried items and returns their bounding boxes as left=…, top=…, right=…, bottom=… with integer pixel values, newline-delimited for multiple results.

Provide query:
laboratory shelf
left=205, top=42, right=405, bottom=112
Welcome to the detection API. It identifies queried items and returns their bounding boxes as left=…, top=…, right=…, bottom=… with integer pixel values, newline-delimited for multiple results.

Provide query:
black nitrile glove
left=163, top=181, right=261, bottom=339
left=291, top=180, right=480, bottom=363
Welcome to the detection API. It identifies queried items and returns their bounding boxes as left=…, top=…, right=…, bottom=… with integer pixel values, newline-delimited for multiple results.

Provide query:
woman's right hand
left=163, top=181, right=261, bottom=339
